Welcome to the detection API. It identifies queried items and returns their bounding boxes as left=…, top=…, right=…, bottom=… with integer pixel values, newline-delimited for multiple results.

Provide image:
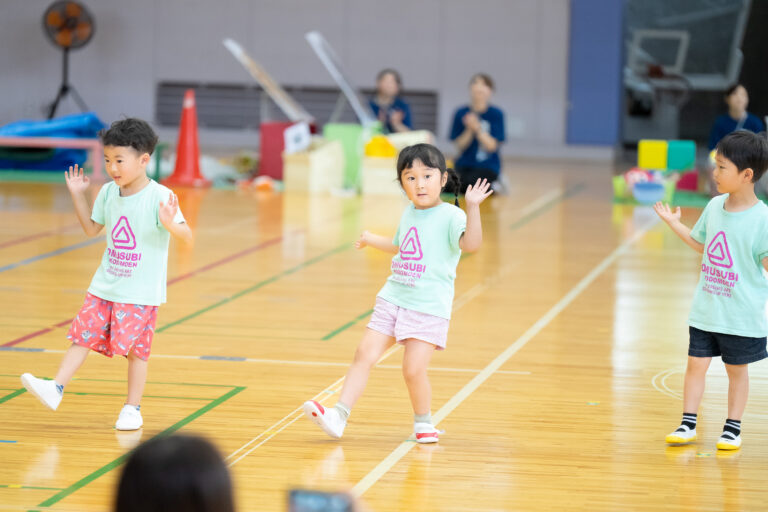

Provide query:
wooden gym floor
left=1, top=160, right=767, bottom=511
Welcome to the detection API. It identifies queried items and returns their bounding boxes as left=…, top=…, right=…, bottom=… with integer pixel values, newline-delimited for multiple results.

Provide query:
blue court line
left=0, top=347, right=44, bottom=352
left=199, top=355, right=247, bottom=361
left=0, top=440, right=17, bottom=443
left=0, top=236, right=104, bottom=274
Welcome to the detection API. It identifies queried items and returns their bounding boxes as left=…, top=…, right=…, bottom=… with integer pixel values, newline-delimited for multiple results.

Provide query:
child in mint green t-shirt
left=302, top=144, right=493, bottom=443
left=21, top=118, right=192, bottom=431
left=654, top=131, right=768, bottom=451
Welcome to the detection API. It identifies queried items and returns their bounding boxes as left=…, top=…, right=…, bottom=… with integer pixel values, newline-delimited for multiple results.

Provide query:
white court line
left=661, top=368, right=683, bottom=400
left=226, top=345, right=400, bottom=466
left=651, top=368, right=683, bottom=400
left=226, top=375, right=345, bottom=466
left=224, top=188, right=572, bottom=466
left=10, top=350, right=530, bottom=376
left=351, top=218, right=660, bottom=498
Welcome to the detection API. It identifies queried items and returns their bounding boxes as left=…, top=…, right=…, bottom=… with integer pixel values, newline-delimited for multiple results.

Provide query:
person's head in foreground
left=115, top=434, right=235, bottom=512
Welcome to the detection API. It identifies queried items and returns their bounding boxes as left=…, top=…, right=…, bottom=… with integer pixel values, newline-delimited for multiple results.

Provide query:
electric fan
left=42, top=1, right=95, bottom=118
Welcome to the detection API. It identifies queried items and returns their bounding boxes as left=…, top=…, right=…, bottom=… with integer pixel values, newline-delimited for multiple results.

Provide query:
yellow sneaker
left=666, top=426, right=697, bottom=444
left=716, top=433, right=741, bottom=450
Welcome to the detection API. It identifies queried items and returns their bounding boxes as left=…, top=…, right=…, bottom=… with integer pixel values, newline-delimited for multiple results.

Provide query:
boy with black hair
left=21, top=118, right=192, bottom=430
left=655, top=130, right=768, bottom=450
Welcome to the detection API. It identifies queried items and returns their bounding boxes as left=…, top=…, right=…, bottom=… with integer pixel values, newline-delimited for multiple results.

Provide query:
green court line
left=35, top=385, right=245, bottom=509
left=0, top=388, right=26, bottom=404
left=509, top=182, right=586, bottom=230
left=0, top=484, right=65, bottom=491
left=322, top=309, right=374, bottom=341
left=156, top=243, right=351, bottom=334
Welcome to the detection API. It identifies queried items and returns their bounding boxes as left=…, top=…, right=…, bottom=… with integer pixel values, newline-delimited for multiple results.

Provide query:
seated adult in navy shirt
left=709, top=84, right=765, bottom=150
left=450, top=73, right=505, bottom=193
left=369, top=69, right=412, bottom=134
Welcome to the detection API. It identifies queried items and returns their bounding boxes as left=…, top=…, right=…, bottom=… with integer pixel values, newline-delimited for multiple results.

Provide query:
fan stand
left=47, top=46, right=89, bottom=119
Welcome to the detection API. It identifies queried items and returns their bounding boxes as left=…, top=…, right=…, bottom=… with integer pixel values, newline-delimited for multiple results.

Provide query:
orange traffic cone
left=163, top=89, right=211, bottom=188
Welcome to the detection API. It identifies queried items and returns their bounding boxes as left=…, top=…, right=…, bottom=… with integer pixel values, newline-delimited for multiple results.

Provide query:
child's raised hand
left=354, top=231, right=369, bottom=250
left=159, top=192, right=179, bottom=227
left=464, top=178, right=493, bottom=207
left=64, top=164, right=90, bottom=194
left=653, top=201, right=681, bottom=224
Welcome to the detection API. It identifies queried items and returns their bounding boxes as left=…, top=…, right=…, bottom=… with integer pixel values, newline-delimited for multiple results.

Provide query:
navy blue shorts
left=689, top=326, right=767, bottom=365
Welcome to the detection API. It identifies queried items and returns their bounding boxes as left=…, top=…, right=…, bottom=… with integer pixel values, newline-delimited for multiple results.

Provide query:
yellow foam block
left=638, top=139, right=668, bottom=170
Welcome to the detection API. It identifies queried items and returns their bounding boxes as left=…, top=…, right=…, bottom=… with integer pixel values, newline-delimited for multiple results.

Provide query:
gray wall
left=0, top=0, right=573, bottom=155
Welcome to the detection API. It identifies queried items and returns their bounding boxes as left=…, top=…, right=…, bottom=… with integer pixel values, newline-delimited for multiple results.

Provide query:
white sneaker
left=414, top=422, right=441, bottom=444
left=665, top=425, right=697, bottom=444
left=115, top=405, right=143, bottom=431
left=303, top=400, right=345, bottom=439
left=716, top=433, right=742, bottom=450
left=21, top=373, right=62, bottom=411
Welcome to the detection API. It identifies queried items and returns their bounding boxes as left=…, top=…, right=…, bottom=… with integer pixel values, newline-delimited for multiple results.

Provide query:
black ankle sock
left=677, top=412, right=697, bottom=431
left=722, top=418, right=741, bottom=439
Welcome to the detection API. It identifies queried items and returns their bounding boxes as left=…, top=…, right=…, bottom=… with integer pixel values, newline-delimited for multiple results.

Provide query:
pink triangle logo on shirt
left=399, top=227, right=423, bottom=261
left=111, top=216, right=136, bottom=250
left=706, top=231, right=733, bottom=268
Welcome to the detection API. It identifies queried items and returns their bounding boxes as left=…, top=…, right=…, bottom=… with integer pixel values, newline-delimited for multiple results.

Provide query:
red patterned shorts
left=66, top=293, right=158, bottom=361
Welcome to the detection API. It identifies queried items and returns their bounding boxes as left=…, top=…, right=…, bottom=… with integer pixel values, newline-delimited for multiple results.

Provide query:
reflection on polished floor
left=2, top=161, right=767, bottom=511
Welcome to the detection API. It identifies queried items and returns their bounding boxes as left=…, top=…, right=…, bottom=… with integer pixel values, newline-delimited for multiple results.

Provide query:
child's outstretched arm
left=653, top=202, right=704, bottom=253
left=459, top=178, right=493, bottom=253
left=355, top=231, right=399, bottom=254
left=65, top=165, right=104, bottom=237
left=159, top=193, right=193, bottom=246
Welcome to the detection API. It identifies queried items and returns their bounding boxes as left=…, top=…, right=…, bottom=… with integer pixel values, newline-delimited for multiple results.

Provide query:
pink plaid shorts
left=66, top=293, right=158, bottom=361
left=367, top=297, right=449, bottom=350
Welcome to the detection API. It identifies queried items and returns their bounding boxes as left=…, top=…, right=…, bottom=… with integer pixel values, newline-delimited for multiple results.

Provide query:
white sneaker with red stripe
left=414, top=422, right=440, bottom=443
left=303, top=400, right=345, bottom=439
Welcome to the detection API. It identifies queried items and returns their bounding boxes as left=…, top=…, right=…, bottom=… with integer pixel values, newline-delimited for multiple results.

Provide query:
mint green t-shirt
left=377, top=202, right=467, bottom=319
left=688, top=194, right=768, bottom=337
left=87, top=180, right=185, bottom=306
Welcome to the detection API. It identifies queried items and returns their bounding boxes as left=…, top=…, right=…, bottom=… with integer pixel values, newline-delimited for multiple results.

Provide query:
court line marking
left=0, top=348, right=530, bottom=376
left=1, top=233, right=287, bottom=347
left=0, top=237, right=105, bottom=274
left=156, top=243, right=351, bottom=333
left=0, top=223, right=80, bottom=250
left=7, top=184, right=580, bottom=506
left=10, top=182, right=580, bottom=504
left=2, top=200, right=363, bottom=348
left=0, top=388, right=26, bottom=405
left=351, top=218, right=659, bottom=497
left=652, top=368, right=684, bottom=400
left=225, top=186, right=583, bottom=467
left=34, top=385, right=246, bottom=509
left=0, top=484, right=63, bottom=490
